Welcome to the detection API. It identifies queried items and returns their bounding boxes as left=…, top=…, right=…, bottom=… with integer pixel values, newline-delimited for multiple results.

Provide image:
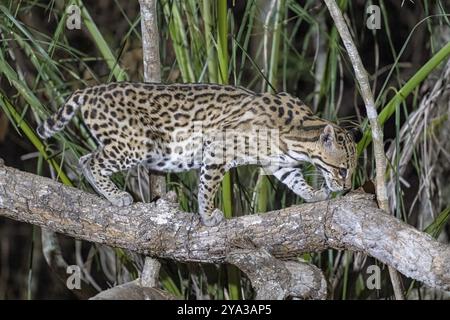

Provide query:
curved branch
left=227, top=249, right=327, bottom=299
left=90, top=280, right=176, bottom=300
left=1, top=164, right=449, bottom=291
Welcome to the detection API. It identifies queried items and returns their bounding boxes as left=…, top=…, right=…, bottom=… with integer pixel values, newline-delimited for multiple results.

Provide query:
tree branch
left=1, top=163, right=449, bottom=293
left=324, top=0, right=405, bottom=299
left=90, top=280, right=177, bottom=300
left=41, top=229, right=99, bottom=299
left=227, top=248, right=327, bottom=299
left=138, top=0, right=163, bottom=288
left=139, top=0, right=161, bottom=83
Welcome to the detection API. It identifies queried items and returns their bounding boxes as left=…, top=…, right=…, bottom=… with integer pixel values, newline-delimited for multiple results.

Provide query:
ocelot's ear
left=350, top=127, right=363, bottom=143
left=320, top=124, right=335, bottom=149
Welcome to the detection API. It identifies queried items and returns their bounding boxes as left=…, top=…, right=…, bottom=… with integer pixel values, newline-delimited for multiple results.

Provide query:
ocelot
left=37, top=82, right=361, bottom=226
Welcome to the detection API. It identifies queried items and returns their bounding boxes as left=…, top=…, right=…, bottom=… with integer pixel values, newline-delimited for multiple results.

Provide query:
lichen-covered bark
left=1, top=164, right=450, bottom=291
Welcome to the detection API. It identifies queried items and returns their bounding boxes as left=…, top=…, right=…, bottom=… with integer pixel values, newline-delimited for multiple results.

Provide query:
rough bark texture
left=1, top=163, right=450, bottom=292
left=324, top=0, right=404, bottom=299
left=139, top=0, right=161, bottom=83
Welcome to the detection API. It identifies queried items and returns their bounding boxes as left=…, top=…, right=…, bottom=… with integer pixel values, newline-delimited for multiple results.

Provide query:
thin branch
left=227, top=248, right=327, bottom=299
left=138, top=0, right=165, bottom=200
left=324, top=0, right=405, bottom=299
left=1, top=163, right=449, bottom=292
left=139, top=0, right=163, bottom=288
left=139, top=0, right=162, bottom=83
left=41, top=229, right=98, bottom=299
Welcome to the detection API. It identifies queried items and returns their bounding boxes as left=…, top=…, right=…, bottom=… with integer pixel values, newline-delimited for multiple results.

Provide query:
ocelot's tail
left=37, top=91, right=83, bottom=139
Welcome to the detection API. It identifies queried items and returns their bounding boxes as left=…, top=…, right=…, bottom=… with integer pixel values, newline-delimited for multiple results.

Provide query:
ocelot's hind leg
left=79, top=148, right=133, bottom=207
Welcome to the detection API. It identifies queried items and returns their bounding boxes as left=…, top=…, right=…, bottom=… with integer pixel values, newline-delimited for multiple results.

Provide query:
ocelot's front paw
left=108, top=191, right=134, bottom=207
left=200, top=209, right=224, bottom=227
left=304, top=188, right=331, bottom=202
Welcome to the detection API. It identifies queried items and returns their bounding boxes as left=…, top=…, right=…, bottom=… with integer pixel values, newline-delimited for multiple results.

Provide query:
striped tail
left=37, top=91, right=83, bottom=139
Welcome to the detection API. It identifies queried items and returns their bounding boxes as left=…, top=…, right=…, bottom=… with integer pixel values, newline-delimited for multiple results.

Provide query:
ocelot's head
left=313, top=124, right=362, bottom=192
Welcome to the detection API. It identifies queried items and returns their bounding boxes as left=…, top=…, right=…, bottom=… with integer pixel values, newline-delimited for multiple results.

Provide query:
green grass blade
left=424, top=206, right=450, bottom=239
left=357, top=41, right=450, bottom=154
left=215, top=0, right=240, bottom=300
left=75, top=0, right=127, bottom=81
left=0, top=92, right=72, bottom=186
left=201, top=0, right=218, bottom=83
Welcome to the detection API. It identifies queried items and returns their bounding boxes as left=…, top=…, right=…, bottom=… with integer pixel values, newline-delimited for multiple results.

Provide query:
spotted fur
left=37, top=82, right=360, bottom=226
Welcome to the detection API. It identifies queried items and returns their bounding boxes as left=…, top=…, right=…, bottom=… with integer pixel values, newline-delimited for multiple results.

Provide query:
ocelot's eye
left=339, top=168, right=347, bottom=178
